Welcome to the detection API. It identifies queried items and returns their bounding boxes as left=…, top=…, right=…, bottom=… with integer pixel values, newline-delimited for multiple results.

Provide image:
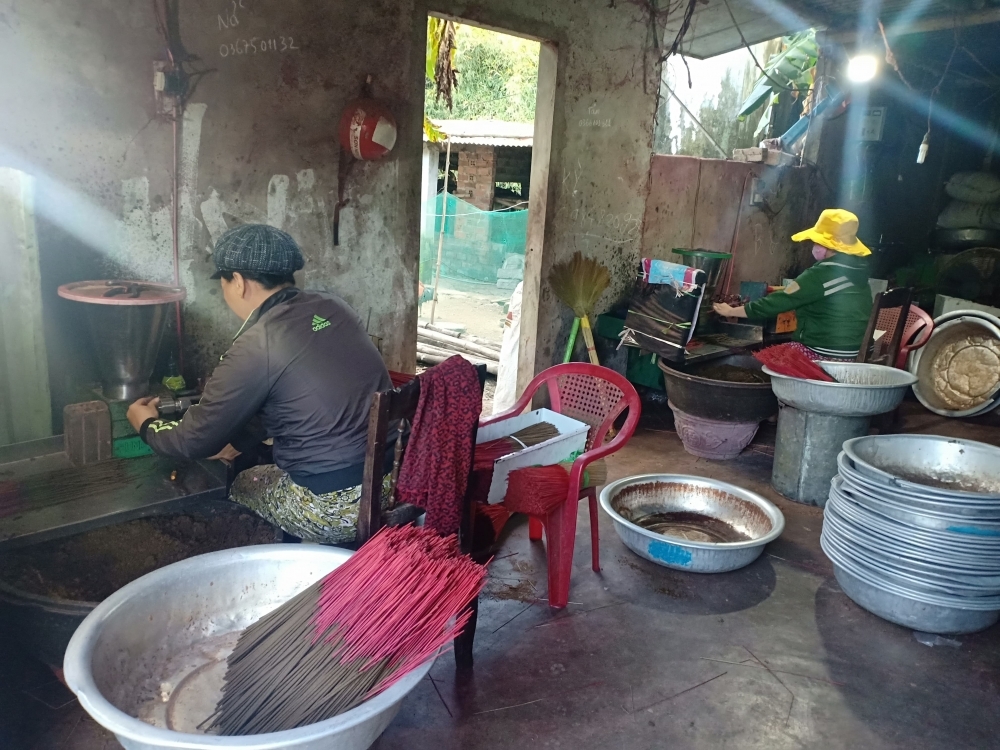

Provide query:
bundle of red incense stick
left=503, top=459, right=608, bottom=516
left=753, top=343, right=835, bottom=382
left=474, top=421, right=560, bottom=469
left=203, top=526, right=486, bottom=735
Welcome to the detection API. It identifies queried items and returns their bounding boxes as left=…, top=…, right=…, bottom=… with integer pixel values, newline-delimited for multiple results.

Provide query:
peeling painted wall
left=3, top=0, right=666, bottom=421
left=1, top=0, right=420, bottom=410
left=642, top=155, right=822, bottom=292
left=175, top=0, right=421, bottom=375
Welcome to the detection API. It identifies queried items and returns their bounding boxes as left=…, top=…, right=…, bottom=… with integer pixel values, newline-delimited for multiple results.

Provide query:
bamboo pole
left=417, top=327, right=502, bottom=360
left=420, top=322, right=501, bottom=352
left=428, top=138, right=451, bottom=325
left=416, top=344, right=498, bottom=370
left=579, top=315, right=600, bottom=366
left=417, top=342, right=498, bottom=367
left=417, top=350, right=498, bottom=375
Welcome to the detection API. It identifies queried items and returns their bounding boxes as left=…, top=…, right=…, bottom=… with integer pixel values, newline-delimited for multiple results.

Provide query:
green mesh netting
left=420, top=192, right=528, bottom=285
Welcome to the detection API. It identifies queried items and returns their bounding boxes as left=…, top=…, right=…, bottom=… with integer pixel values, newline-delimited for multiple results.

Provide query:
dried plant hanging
left=428, top=17, right=460, bottom=111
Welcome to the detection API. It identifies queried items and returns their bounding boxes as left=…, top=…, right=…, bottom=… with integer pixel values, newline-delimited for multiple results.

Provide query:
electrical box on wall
left=153, top=61, right=184, bottom=116
left=860, top=107, right=887, bottom=142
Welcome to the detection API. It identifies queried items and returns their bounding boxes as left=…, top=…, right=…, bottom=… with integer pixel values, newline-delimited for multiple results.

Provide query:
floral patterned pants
left=230, top=464, right=392, bottom=544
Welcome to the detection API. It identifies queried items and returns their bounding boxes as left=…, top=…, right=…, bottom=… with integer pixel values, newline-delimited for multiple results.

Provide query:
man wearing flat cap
left=127, top=224, right=392, bottom=543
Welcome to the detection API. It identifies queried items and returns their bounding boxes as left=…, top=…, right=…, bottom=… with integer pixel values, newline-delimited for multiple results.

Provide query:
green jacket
left=744, top=254, right=872, bottom=357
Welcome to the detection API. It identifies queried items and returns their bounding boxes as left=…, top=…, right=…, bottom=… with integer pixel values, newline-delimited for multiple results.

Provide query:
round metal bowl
left=826, top=492, right=1000, bottom=562
left=64, top=546, right=433, bottom=750
left=836, top=455, right=1000, bottom=518
left=825, top=501, right=1000, bottom=574
left=843, top=434, right=1000, bottom=501
left=837, top=452, right=1000, bottom=510
left=762, top=363, right=917, bottom=417
left=822, top=515, right=1000, bottom=596
left=658, top=353, right=777, bottom=423
left=824, top=531, right=1000, bottom=611
left=908, top=316, right=1000, bottom=417
left=833, top=473, right=1000, bottom=537
left=599, top=474, right=784, bottom=573
left=824, top=548, right=1000, bottom=634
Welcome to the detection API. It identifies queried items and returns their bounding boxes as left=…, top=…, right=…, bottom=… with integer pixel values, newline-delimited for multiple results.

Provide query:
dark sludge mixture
left=694, top=364, right=770, bottom=384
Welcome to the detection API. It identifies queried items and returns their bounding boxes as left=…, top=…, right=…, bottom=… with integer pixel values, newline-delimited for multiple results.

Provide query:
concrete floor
left=4, top=403, right=1000, bottom=749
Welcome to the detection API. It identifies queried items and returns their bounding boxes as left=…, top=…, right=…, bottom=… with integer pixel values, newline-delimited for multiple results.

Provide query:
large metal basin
left=763, top=362, right=916, bottom=416
left=823, top=512, right=1000, bottom=595
left=836, top=455, right=1000, bottom=518
left=599, top=474, right=784, bottom=573
left=58, top=281, right=185, bottom=400
left=823, top=546, right=1000, bottom=634
left=833, top=473, right=1000, bottom=537
left=63, top=546, right=433, bottom=750
left=827, top=492, right=1000, bottom=562
left=843, top=434, right=1000, bottom=501
left=908, top=316, right=1000, bottom=417
left=658, top=353, right=777, bottom=423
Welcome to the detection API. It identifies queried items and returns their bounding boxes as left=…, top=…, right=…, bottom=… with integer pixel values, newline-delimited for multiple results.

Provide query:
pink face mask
left=812, top=245, right=830, bottom=261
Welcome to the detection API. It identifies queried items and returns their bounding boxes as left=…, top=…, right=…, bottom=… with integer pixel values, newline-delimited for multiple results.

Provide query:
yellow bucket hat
left=791, top=208, right=871, bottom=257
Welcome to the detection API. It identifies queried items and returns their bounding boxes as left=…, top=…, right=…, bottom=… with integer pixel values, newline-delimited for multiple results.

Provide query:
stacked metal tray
left=822, top=434, right=1000, bottom=634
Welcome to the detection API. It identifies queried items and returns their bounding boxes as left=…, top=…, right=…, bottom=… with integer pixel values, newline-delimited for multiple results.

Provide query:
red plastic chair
left=480, top=363, right=641, bottom=608
left=896, top=306, right=934, bottom=369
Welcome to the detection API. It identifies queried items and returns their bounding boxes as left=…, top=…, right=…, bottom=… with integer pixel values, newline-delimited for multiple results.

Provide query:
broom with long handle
left=562, top=318, right=581, bottom=363
left=549, top=252, right=610, bottom=366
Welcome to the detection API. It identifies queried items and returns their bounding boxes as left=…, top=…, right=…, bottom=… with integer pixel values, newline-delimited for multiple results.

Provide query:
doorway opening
left=418, top=16, right=554, bottom=414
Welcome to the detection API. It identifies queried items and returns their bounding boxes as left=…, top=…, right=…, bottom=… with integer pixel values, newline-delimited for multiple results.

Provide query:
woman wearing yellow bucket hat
left=713, top=209, right=873, bottom=359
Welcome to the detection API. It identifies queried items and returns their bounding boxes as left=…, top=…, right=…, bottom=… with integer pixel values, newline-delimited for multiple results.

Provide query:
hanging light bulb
left=847, top=53, right=879, bottom=83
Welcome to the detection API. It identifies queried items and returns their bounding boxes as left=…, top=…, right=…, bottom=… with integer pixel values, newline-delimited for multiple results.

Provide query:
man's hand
left=713, top=302, right=747, bottom=319
left=208, top=444, right=242, bottom=464
left=127, top=396, right=161, bottom=432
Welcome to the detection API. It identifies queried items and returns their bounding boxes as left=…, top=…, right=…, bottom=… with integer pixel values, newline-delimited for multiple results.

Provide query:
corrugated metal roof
left=665, top=0, right=1000, bottom=59
left=423, top=119, right=533, bottom=147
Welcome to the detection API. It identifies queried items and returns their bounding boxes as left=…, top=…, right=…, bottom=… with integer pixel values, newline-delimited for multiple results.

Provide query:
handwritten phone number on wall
left=219, top=37, right=300, bottom=57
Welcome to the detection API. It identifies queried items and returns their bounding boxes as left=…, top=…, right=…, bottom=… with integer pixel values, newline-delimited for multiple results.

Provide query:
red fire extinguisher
left=338, top=99, right=397, bottom=160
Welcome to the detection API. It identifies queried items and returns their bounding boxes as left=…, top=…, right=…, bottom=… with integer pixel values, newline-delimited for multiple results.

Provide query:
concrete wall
left=2, top=0, right=661, bottom=418
left=642, top=155, right=823, bottom=292
left=1, top=0, right=421, bottom=408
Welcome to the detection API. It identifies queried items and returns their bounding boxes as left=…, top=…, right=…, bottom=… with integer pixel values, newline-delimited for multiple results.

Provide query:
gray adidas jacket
left=141, top=288, right=391, bottom=489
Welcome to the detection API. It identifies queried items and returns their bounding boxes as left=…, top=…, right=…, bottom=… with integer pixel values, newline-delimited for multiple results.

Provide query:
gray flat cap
left=210, top=224, right=305, bottom=279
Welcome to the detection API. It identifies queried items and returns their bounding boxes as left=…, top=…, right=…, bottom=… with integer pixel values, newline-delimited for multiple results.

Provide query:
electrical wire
left=721, top=0, right=813, bottom=95
left=879, top=18, right=961, bottom=158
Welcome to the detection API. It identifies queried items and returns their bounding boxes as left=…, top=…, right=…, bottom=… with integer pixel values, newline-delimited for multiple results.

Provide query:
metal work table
left=0, top=437, right=228, bottom=550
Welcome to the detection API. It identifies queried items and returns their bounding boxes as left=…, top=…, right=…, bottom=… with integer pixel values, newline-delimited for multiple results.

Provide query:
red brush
left=503, top=459, right=608, bottom=516
left=753, top=344, right=835, bottom=382
left=204, top=526, right=486, bottom=735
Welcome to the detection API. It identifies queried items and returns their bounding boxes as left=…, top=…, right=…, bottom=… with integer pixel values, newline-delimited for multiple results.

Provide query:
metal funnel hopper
left=58, top=281, right=185, bottom=401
